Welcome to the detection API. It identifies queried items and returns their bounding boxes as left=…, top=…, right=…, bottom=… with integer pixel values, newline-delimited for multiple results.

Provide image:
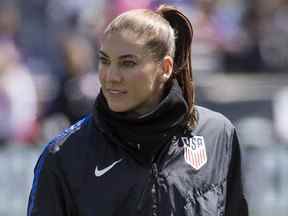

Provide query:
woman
left=28, top=5, right=248, bottom=216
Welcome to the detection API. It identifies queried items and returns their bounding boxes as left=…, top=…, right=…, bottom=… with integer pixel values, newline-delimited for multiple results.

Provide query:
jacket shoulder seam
left=47, top=115, right=91, bottom=154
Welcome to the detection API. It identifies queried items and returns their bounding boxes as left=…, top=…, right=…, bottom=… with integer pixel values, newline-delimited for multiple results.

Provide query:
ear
left=161, top=55, right=173, bottom=82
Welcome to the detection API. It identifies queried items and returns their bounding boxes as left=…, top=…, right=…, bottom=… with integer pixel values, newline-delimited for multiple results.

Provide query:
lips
left=106, top=88, right=127, bottom=95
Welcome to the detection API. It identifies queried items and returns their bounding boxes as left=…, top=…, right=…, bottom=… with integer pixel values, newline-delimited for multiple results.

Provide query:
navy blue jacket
left=27, top=106, right=248, bottom=216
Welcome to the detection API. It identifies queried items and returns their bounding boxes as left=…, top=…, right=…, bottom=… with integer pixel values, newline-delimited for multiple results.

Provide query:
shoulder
left=194, top=105, right=236, bottom=142
left=196, top=105, right=234, bottom=131
left=193, top=106, right=238, bottom=168
left=34, top=115, right=93, bottom=171
left=47, top=115, right=92, bottom=154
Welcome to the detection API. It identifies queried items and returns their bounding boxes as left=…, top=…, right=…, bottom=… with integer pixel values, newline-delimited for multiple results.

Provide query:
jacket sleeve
left=225, top=130, right=249, bottom=216
left=27, top=148, right=76, bottom=216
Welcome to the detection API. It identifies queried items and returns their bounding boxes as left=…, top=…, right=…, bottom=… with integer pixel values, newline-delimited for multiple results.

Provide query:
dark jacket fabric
left=27, top=88, right=248, bottom=216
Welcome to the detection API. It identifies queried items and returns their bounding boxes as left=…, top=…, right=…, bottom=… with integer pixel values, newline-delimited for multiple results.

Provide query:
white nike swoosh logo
left=95, top=159, right=123, bottom=177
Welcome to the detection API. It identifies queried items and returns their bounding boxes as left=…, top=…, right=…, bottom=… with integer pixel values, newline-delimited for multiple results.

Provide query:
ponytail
left=156, top=5, right=197, bottom=128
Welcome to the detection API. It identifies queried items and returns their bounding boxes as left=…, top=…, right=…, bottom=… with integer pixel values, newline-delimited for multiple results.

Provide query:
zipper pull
left=137, top=143, right=141, bottom=151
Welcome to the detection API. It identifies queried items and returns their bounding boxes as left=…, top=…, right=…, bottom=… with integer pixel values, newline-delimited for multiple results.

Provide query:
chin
left=107, top=103, right=130, bottom=113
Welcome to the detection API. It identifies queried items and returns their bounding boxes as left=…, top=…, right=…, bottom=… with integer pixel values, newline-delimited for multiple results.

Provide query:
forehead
left=101, top=31, right=148, bottom=58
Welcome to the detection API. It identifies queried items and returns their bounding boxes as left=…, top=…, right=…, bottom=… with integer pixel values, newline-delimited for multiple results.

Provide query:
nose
left=105, top=64, right=122, bottom=83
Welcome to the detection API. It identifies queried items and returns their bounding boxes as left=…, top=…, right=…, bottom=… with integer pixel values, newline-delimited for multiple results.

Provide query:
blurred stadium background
left=0, top=0, right=288, bottom=215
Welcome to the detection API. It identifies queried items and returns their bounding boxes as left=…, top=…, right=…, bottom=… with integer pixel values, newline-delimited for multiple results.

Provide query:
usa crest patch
left=182, top=136, right=207, bottom=170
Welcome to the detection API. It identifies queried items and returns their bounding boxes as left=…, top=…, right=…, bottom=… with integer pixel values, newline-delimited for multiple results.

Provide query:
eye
left=99, top=56, right=110, bottom=65
left=120, top=60, right=136, bottom=68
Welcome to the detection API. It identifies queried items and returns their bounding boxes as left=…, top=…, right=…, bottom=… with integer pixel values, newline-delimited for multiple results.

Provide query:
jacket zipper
left=151, top=163, right=159, bottom=216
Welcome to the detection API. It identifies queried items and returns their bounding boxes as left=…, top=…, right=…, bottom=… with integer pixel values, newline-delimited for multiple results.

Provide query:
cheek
left=131, top=70, right=149, bottom=81
left=129, top=66, right=157, bottom=86
left=128, top=71, right=154, bottom=93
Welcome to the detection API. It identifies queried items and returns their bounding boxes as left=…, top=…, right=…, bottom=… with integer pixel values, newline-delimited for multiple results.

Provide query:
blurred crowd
left=0, top=0, right=288, bottom=215
left=0, top=0, right=288, bottom=146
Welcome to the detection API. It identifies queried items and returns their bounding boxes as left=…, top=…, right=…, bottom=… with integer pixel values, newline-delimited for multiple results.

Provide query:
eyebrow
left=98, top=50, right=109, bottom=58
left=98, top=50, right=139, bottom=60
